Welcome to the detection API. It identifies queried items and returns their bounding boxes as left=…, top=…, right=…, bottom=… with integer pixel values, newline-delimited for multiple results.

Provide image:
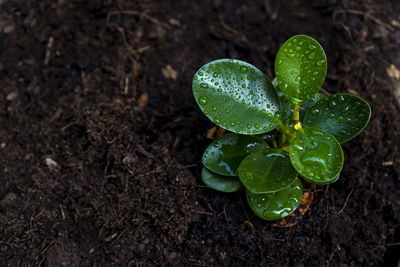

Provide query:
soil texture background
left=1, top=0, right=400, bottom=266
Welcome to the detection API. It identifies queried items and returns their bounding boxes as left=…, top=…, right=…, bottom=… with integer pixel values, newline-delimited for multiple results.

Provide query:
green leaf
left=202, top=167, right=243, bottom=192
left=238, top=148, right=298, bottom=193
left=300, top=172, right=340, bottom=185
left=256, top=130, right=278, bottom=144
left=275, top=35, right=327, bottom=105
left=246, top=177, right=303, bottom=220
left=202, top=133, right=268, bottom=176
left=290, top=127, right=343, bottom=184
left=303, top=93, right=371, bottom=143
left=272, top=77, right=292, bottom=121
left=193, top=59, right=280, bottom=134
left=272, top=78, right=326, bottom=121
left=299, top=93, right=326, bottom=120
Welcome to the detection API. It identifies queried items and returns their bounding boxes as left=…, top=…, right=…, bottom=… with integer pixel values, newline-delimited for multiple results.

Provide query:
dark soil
left=1, top=0, right=400, bottom=266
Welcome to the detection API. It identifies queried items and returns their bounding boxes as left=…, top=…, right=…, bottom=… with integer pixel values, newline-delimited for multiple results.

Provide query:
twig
left=386, top=242, right=400, bottom=246
left=333, top=9, right=394, bottom=31
left=338, top=188, right=354, bottom=214
left=320, top=88, right=331, bottom=96
left=107, top=10, right=171, bottom=30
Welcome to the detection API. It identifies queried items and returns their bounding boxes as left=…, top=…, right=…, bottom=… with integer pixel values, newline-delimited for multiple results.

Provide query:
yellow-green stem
left=292, top=104, right=302, bottom=130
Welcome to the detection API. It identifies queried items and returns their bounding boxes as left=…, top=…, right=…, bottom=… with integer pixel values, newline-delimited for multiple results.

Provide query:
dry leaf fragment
left=387, top=64, right=400, bottom=80
left=137, top=92, right=148, bottom=108
left=206, top=127, right=217, bottom=139
left=162, top=65, right=178, bottom=80
left=169, top=18, right=181, bottom=26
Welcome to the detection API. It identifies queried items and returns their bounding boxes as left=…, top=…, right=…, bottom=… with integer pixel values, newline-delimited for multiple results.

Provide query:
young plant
left=192, top=35, right=371, bottom=220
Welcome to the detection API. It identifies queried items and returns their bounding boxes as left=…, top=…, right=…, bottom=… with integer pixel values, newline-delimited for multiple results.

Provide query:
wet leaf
left=238, top=148, right=297, bottom=193
left=202, top=167, right=243, bottom=192
left=299, top=93, right=326, bottom=120
left=256, top=130, right=279, bottom=144
left=290, top=127, right=343, bottom=183
left=300, top=172, right=340, bottom=185
left=202, top=133, right=268, bottom=176
left=275, top=35, right=327, bottom=105
left=272, top=77, right=292, bottom=121
left=303, top=93, right=371, bottom=143
left=272, top=77, right=326, bottom=121
left=246, top=177, right=303, bottom=220
left=193, top=59, right=280, bottom=134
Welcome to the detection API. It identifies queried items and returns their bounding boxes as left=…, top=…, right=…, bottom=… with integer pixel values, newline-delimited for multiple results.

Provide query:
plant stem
left=292, top=104, right=300, bottom=121
left=275, top=118, right=292, bottom=136
left=292, top=104, right=302, bottom=130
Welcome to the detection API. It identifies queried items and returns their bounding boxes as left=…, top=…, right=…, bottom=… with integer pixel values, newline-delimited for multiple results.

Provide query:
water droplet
left=254, top=124, right=260, bottom=129
left=213, top=72, right=218, bottom=78
left=247, top=124, right=252, bottom=129
left=308, top=52, right=315, bottom=60
left=240, top=66, right=248, bottom=73
left=212, top=106, right=217, bottom=111
left=295, top=76, right=300, bottom=82
left=215, top=118, right=220, bottom=124
left=328, top=113, right=334, bottom=118
left=313, top=71, right=318, bottom=76
left=200, top=83, right=208, bottom=88
left=198, top=71, right=203, bottom=76
left=311, top=107, right=319, bottom=114
left=199, top=96, right=207, bottom=105
left=193, top=76, right=198, bottom=80
left=317, top=59, right=326, bottom=66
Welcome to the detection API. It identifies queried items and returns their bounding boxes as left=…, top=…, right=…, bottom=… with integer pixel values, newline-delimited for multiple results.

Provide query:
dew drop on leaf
left=240, top=66, right=248, bottom=73
left=308, top=52, right=315, bottom=59
left=199, top=96, right=207, bottom=105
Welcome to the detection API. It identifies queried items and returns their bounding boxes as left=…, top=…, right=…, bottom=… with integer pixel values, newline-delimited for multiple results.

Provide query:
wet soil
left=1, top=0, right=400, bottom=266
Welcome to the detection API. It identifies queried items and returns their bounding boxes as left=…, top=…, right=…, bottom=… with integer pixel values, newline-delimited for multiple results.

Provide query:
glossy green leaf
left=246, top=177, right=303, bottom=220
left=193, top=59, right=280, bottom=134
left=290, top=127, right=343, bottom=184
left=202, top=133, right=268, bottom=176
left=272, top=77, right=292, bottom=121
left=303, top=93, right=371, bottom=143
left=299, top=93, right=326, bottom=120
left=275, top=35, right=327, bottom=105
left=273, top=77, right=326, bottom=121
left=202, top=167, right=243, bottom=192
left=238, top=148, right=298, bottom=193
left=256, top=130, right=278, bottom=144
left=300, top=172, right=340, bottom=185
